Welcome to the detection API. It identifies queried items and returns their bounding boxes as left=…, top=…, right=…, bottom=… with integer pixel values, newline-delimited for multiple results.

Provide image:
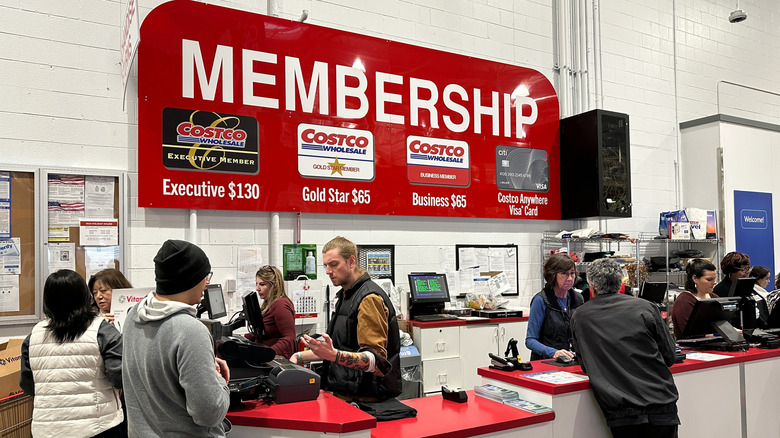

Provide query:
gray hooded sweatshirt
left=122, top=292, right=230, bottom=437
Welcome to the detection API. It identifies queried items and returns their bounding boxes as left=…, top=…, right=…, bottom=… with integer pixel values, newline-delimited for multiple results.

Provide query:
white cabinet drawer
left=421, top=357, right=463, bottom=394
left=413, top=326, right=460, bottom=360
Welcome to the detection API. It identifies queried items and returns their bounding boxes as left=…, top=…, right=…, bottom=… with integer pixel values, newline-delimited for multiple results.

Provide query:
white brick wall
left=1, top=0, right=779, bottom=337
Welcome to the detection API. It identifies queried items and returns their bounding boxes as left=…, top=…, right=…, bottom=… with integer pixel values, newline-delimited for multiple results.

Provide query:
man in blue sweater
left=123, top=240, right=231, bottom=437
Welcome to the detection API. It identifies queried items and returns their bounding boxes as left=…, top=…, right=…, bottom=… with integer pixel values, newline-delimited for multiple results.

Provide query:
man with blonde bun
left=290, top=236, right=401, bottom=402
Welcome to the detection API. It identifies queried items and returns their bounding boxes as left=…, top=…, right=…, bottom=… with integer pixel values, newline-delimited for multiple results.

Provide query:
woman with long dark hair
left=671, top=259, right=718, bottom=339
left=250, top=265, right=296, bottom=358
left=19, top=269, right=124, bottom=438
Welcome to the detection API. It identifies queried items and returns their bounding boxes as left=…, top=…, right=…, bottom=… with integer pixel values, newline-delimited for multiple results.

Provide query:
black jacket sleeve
left=97, top=319, right=123, bottom=389
left=19, top=334, right=34, bottom=396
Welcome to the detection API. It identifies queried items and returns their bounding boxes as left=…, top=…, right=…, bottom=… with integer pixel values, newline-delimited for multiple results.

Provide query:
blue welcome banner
left=734, top=190, right=775, bottom=283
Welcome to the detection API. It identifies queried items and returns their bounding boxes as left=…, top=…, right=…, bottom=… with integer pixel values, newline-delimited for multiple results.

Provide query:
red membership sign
left=138, top=0, right=561, bottom=219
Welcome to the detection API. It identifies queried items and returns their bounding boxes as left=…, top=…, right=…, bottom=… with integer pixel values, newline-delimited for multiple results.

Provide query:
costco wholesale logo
left=406, top=135, right=470, bottom=187
left=161, top=108, right=259, bottom=174
left=297, top=124, right=375, bottom=181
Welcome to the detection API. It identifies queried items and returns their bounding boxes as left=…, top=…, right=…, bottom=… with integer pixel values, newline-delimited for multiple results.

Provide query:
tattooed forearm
left=335, top=350, right=371, bottom=371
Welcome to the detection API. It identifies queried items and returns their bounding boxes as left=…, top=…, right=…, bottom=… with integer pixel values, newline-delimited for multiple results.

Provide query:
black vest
left=530, top=287, right=584, bottom=360
left=322, top=274, right=401, bottom=400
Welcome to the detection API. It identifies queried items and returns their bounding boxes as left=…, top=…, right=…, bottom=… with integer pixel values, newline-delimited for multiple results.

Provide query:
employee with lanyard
left=525, top=252, right=584, bottom=360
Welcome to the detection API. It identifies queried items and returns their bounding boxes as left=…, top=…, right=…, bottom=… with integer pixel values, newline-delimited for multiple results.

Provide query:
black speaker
left=559, top=109, right=631, bottom=219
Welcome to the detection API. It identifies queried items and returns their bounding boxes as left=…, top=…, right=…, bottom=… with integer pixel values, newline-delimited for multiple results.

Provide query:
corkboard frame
left=0, top=166, right=41, bottom=325
left=36, top=168, right=126, bottom=323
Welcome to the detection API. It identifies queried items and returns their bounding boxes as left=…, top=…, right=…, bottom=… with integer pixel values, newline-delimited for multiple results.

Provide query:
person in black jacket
left=525, top=253, right=583, bottom=360
left=571, top=258, right=680, bottom=438
left=712, top=251, right=750, bottom=297
left=290, top=236, right=401, bottom=402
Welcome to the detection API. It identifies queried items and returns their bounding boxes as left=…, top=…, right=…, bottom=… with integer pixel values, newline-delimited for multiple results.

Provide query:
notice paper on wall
left=48, top=174, right=85, bottom=227
left=47, top=242, right=75, bottom=274
left=0, top=202, right=9, bottom=239
left=0, top=275, right=20, bottom=312
left=85, top=176, right=115, bottom=218
left=237, top=246, right=264, bottom=297
left=366, top=250, right=392, bottom=276
left=487, top=271, right=512, bottom=295
left=85, top=246, right=120, bottom=279
left=79, top=219, right=119, bottom=246
left=0, top=238, right=21, bottom=275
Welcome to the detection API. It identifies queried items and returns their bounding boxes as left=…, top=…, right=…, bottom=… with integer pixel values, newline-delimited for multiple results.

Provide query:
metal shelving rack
left=541, top=232, right=722, bottom=305
left=540, top=231, right=640, bottom=287
left=637, top=232, right=722, bottom=303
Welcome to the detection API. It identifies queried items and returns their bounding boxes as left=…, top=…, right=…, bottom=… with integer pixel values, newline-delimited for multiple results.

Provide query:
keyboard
left=677, top=337, right=718, bottom=346
left=414, top=314, right=459, bottom=322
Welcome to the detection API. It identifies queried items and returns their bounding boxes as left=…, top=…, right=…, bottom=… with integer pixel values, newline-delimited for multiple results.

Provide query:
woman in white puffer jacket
left=19, top=269, right=124, bottom=438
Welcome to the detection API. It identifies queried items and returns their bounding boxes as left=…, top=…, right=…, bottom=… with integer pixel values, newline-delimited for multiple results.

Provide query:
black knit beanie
left=154, top=239, right=211, bottom=295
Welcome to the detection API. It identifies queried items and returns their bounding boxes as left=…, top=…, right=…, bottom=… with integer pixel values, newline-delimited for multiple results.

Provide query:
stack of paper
left=504, top=398, right=553, bottom=414
left=474, top=384, right=519, bottom=402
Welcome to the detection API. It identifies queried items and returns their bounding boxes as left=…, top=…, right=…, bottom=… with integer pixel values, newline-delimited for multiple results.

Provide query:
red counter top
left=478, top=347, right=780, bottom=395
left=407, top=316, right=528, bottom=328
left=226, top=391, right=376, bottom=433
left=371, top=390, right=554, bottom=438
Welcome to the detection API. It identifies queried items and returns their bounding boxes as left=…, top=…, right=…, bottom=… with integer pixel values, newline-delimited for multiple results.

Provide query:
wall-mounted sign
left=138, top=0, right=561, bottom=219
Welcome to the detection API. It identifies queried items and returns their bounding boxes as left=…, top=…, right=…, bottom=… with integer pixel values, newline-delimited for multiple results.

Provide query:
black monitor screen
left=727, top=277, right=756, bottom=298
left=639, top=281, right=667, bottom=304
left=408, top=273, right=450, bottom=304
left=203, top=284, right=227, bottom=319
left=682, top=296, right=743, bottom=341
left=243, top=291, right=265, bottom=338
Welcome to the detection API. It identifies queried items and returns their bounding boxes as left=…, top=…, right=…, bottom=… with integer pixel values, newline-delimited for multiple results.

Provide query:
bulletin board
left=41, top=168, right=125, bottom=293
left=455, top=244, right=520, bottom=296
left=0, top=169, right=39, bottom=324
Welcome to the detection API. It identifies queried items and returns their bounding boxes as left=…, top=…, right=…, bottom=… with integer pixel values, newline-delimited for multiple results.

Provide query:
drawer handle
left=436, top=341, right=446, bottom=352
left=437, top=374, right=448, bottom=383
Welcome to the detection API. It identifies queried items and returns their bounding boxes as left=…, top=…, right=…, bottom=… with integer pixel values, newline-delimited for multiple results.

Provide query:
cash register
left=676, top=296, right=749, bottom=352
left=201, top=287, right=321, bottom=407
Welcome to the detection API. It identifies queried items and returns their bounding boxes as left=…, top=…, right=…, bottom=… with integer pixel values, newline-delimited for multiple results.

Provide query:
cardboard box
left=686, top=207, right=718, bottom=240
left=0, top=339, right=24, bottom=399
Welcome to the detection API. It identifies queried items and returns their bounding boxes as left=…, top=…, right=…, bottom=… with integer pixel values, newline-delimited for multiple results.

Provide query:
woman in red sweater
left=254, top=265, right=297, bottom=358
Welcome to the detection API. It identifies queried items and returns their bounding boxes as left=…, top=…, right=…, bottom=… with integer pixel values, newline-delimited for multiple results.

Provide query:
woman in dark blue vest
left=525, top=253, right=583, bottom=360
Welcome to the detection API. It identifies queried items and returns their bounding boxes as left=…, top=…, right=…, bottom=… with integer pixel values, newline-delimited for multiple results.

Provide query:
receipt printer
left=263, top=361, right=321, bottom=404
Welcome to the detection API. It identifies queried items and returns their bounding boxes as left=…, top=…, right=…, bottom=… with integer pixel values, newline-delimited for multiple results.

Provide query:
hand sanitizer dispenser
left=305, top=251, right=316, bottom=277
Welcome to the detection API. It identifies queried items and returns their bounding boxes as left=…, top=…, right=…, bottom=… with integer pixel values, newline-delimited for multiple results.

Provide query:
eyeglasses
left=207, top=271, right=213, bottom=281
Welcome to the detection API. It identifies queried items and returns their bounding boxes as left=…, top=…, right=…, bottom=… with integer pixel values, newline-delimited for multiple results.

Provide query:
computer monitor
left=242, top=291, right=265, bottom=338
left=725, top=277, right=756, bottom=298
left=408, top=273, right=450, bottom=319
left=681, top=296, right=744, bottom=343
left=202, top=284, right=227, bottom=319
left=726, top=277, right=762, bottom=329
left=639, top=281, right=668, bottom=304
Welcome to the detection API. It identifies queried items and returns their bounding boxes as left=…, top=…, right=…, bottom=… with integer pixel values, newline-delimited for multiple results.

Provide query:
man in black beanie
left=122, top=240, right=231, bottom=438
